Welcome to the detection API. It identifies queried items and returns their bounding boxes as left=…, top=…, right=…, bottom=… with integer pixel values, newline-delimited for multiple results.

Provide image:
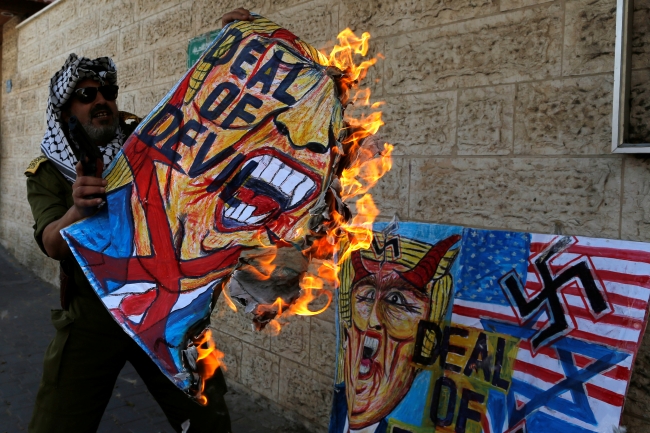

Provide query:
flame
left=288, top=274, right=333, bottom=316
left=201, top=27, right=392, bottom=403
left=255, top=296, right=288, bottom=319
left=277, top=28, right=392, bottom=320
left=353, top=88, right=371, bottom=106
left=221, top=284, right=238, bottom=312
left=266, top=319, right=282, bottom=336
left=272, top=296, right=285, bottom=315
left=246, top=251, right=277, bottom=281
left=340, top=143, right=393, bottom=200
left=224, top=28, right=391, bottom=331
left=193, top=329, right=226, bottom=405
left=337, top=194, right=379, bottom=262
left=317, top=259, right=338, bottom=282
left=325, top=29, right=377, bottom=85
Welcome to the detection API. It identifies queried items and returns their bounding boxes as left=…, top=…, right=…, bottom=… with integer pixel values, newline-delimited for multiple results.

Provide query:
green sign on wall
left=187, top=29, right=220, bottom=68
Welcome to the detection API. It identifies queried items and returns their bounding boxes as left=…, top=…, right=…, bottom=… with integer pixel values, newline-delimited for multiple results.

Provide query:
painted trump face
left=345, top=258, right=430, bottom=428
left=131, top=30, right=343, bottom=267
left=66, top=22, right=345, bottom=385
left=343, top=235, right=460, bottom=428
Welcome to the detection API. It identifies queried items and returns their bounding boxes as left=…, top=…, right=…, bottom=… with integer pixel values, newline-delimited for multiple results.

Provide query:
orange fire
left=193, top=329, right=226, bottom=405
left=196, top=27, right=391, bottom=405
left=325, top=29, right=377, bottom=85
left=302, top=29, right=390, bottom=299
left=256, top=296, right=286, bottom=316
left=221, top=285, right=238, bottom=312
left=245, top=250, right=277, bottom=281
left=288, top=274, right=332, bottom=316
left=266, top=319, right=282, bottom=335
left=271, top=28, right=392, bottom=319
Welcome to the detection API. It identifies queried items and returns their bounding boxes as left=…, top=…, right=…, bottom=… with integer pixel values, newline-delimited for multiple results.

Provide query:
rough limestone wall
left=0, top=0, right=649, bottom=431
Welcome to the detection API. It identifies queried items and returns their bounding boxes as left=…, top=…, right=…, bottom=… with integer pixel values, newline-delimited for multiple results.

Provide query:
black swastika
left=500, top=236, right=609, bottom=351
left=371, top=236, right=400, bottom=259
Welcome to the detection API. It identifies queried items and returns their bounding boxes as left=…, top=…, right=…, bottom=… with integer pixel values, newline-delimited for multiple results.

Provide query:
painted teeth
left=359, top=363, right=370, bottom=375
left=281, top=174, right=304, bottom=196
left=290, top=179, right=314, bottom=207
left=245, top=156, right=316, bottom=207
left=363, top=335, right=379, bottom=358
left=224, top=202, right=271, bottom=225
left=259, top=157, right=282, bottom=183
left=225, top=156, right=316, bottom=225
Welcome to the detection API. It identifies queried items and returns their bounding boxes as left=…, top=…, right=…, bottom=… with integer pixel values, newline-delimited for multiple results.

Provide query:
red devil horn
left=350, top=249, right=372, bottom=285
left=397, top=234, right=461, bottom=289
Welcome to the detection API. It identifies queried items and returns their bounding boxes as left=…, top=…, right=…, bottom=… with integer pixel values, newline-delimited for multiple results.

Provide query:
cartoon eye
left=355, top=287, right=376, bottom=303
left=384, top=291, right=422, bottom=314
left=385, top=291, right=407, bottom=306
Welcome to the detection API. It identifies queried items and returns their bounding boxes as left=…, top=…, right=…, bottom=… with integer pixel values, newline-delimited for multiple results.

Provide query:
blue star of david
left=482, top=319, right=630, bottom=429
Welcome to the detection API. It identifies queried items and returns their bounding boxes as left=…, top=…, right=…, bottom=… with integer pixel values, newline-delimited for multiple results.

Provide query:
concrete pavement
left=0, top=246, right=308, bottom=433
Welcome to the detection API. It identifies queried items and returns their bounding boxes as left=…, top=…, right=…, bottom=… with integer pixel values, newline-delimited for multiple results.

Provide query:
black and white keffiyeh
left=41, top=53, right=125, bottom=183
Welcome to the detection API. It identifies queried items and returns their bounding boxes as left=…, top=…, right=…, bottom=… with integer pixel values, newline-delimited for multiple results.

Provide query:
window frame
left=612, top=0, right=650, bottom=153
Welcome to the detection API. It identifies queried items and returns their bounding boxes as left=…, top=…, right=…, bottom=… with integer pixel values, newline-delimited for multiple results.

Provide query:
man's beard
left=83, top=104, right=119, bottom=145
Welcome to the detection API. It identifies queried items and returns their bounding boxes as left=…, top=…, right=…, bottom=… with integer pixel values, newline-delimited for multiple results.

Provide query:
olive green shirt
left=25, top=112, right=141, bottom=299
left=26, top=158, right=91, bottom=290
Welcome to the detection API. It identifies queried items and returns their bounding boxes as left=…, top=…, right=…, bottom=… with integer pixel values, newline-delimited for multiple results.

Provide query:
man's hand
left=71, top=160, right=106, bottom=218
left=42, top=159, right=106, bottom=260
left=221, top=8, right=253, bottom=27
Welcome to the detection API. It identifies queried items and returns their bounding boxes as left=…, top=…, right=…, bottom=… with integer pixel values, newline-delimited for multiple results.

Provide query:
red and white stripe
left=527, top=235, right=650, bottom=351
left=507, top=342, right=631, bottom=431
left=451, top=233, right=650, bottom=426
left=453, top=235, right=650, bottom=348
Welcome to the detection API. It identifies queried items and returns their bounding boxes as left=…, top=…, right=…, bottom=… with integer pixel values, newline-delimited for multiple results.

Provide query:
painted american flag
left=450, top=228, right=650, bottom=433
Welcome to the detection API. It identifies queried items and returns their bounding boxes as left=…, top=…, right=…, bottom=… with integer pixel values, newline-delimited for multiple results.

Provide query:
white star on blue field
left=455, top=228, right=531, bottom=306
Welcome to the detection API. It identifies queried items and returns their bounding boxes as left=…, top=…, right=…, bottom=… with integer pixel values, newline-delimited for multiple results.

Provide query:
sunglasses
left=72, top=85, right=119, bottom=104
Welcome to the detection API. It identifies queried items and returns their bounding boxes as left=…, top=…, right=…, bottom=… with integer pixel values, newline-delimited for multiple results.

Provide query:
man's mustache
left=90, top=103, right=114, bottom=118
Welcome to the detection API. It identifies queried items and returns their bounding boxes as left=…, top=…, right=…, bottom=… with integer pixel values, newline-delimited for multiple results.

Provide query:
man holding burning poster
left=23, top=4, right=393, bottom=431
left=54, top=0, right=393, bottom=407
left=24, top=8, right=256, bottom=433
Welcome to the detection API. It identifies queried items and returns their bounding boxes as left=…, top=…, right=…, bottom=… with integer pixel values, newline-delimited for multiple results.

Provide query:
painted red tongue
left=236, top=187, right=279, bottom=215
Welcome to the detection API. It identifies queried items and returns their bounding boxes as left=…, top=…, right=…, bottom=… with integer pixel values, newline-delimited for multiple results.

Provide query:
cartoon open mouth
left=359, top=332, right=380, bottom=379
left=216, top=150, right=320, bottom=231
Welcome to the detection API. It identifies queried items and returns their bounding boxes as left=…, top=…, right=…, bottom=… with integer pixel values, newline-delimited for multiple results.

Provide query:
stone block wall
left=0, top=0, right=649, bottom=431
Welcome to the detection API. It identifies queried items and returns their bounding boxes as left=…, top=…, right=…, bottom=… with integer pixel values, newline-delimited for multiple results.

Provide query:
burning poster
left=61, top=16, right=391, bottom=401
left=331, top=220, right=650, bottom=433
